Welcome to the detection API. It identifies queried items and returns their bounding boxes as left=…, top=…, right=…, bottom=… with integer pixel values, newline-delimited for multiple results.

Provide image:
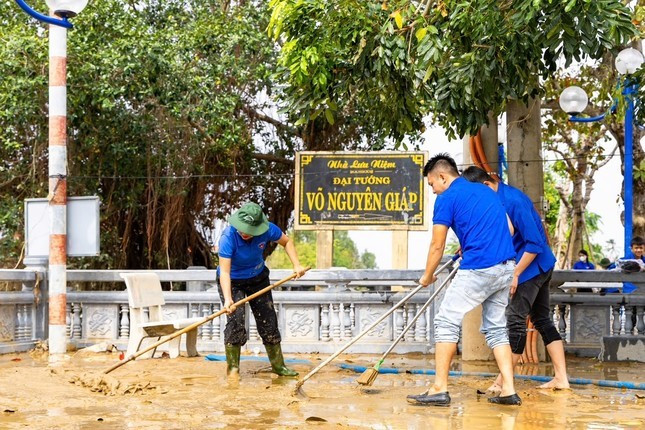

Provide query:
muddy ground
left=1, top=350, right=644, bottom=429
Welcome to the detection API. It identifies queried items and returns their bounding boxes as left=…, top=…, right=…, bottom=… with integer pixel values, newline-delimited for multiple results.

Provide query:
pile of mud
left=59, top=370, right=164, bottom=396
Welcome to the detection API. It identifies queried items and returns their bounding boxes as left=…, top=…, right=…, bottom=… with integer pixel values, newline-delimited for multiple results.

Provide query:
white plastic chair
left=121, top=273, right=201, bottom=359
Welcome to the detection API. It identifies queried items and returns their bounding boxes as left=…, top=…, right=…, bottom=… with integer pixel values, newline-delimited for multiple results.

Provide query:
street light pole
left=48, top=15, right=68, bottom=357
left=15, top=0, right=87, bottom=359
left=623, top=82, right=636, bottom=255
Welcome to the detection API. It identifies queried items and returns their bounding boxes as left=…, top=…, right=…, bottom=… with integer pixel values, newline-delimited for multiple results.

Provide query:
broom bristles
left=356, top=367, right=380, bottom=386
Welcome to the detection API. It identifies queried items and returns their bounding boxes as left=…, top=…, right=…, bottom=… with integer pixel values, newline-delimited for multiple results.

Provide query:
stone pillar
left=186, top=266, right=206, bottom=291
left=23, top=257, right=48, bottom=342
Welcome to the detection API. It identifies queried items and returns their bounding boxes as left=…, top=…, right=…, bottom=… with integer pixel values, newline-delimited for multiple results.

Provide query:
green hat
left=599, top=258, right=611, bottom=268
left=228, top=202, right=269, bottom=236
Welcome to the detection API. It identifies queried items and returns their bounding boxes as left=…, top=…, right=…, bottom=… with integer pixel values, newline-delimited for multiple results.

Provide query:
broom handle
left=379, top=263, right=460, bottom=361
left=104, top=267, right=310, bottom=374
left=298, top=257, right=457, bottom=385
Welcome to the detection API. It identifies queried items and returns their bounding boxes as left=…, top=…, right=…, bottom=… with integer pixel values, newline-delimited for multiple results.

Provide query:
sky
left=348, top=121, right=640, bottom=269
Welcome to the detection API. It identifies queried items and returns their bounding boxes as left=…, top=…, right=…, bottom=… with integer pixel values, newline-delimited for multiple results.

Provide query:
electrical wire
left=0, top=152, right=632, bottom=182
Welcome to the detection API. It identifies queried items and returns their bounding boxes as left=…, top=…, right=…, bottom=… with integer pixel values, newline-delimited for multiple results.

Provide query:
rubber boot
left=265, top=343, right=298, bottom=377
left=225, top=344, right=241, bottom=376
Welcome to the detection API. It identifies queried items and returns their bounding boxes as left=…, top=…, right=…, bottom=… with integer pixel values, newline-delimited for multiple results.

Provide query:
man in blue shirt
left=407, top=154, right=521, bottom=407
left=462, top=167, right=569, bottom=393
left=217, top=202, right=306, bottom=378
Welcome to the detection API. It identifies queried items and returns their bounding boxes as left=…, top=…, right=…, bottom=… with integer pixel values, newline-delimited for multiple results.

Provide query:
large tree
left=1, top=0, right=292, bottom=269
left=0, top=0, right=401, bottom=270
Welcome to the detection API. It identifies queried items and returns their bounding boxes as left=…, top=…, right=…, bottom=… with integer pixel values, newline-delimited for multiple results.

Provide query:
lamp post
left=559, top=48, right=644, bottom=257
left=15, top=0, right=88, bottom=358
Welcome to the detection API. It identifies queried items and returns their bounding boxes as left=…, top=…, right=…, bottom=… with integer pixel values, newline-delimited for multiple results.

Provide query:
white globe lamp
left=559, top=86, right=589, bottom=115
left=45, top=0, right=88, bottom=18
left=615, top=48, right=644, bottom=75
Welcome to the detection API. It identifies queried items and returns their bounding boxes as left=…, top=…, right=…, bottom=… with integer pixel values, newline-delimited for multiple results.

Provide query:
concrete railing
left=0, top=269, right=44, bottom=353
left=1, top=267, right=644, bottom=358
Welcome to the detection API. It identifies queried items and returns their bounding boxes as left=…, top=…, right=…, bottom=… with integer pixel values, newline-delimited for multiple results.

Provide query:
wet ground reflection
left=0, top=352, right=643, bottom=429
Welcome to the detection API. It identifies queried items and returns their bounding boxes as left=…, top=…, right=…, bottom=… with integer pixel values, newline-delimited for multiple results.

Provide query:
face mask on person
left=579, top=256, right=587, bottom=262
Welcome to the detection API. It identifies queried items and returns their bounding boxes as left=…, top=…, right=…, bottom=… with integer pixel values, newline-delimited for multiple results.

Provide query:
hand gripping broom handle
left=104, top=268, right=310, bottom=375
left=378, top=262, right=460, bottom=363
left=297, top=256, right=458, bottom=387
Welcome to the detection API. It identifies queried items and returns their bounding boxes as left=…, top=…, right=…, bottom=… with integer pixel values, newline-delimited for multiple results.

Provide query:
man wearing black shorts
left=463, top=167, right=569, bottom=391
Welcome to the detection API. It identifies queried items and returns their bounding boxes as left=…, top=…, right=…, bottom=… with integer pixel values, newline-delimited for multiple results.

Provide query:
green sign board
left=294, top=152, right=427, bottom=230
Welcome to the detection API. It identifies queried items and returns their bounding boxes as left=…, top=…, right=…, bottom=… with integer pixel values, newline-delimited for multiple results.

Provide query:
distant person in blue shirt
left=572, top=249, right=595, bottom=292
left=462, top=167, right=569, bottom=393
left=605, top=236, right=644, bottom=294
left=407, top=154, right=521, bottom=407
left=217, top=202, right=306, bottom=378
left=573, top=249, right=595, bottom=270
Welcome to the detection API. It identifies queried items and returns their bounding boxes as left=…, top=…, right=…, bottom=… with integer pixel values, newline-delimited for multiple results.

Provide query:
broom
left=293, top=256, right=459, bottom=396
left=104, top=268, right=310, bottom=375
left=356, top=262, right=460, bottom=386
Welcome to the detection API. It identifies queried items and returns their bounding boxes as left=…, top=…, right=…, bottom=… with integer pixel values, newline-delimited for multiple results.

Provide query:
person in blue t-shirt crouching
left=406, top=154, right=521, bottom=407
left=605, top=236, right=644, bottom=294
left=462, top=167, right=569, bottom=392
left=217, top=202, right=306, bottom=378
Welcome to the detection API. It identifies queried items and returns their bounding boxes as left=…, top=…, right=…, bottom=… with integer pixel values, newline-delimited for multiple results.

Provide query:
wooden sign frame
left=293, top=151, right=428, bottom=231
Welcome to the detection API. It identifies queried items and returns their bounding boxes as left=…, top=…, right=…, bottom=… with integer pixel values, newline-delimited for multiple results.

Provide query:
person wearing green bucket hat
left=216, top=202, right=306, bottom=378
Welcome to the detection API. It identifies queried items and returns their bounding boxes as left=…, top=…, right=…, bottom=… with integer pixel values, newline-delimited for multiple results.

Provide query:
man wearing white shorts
left=406, top=154, right=521, bottom=406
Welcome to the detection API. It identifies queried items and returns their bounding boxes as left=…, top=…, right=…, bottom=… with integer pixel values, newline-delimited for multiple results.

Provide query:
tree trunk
left=507, top=97, right=545, bottom=216
left=554, top=199, right=570, bottom=268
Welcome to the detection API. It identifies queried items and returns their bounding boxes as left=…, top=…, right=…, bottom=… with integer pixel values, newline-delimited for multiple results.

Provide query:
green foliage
left=444, top=239, right=459, bottom=256
left=266, top=230, right=377, bottom=269
left=269, top=0, right=636, bottom=141
left=266, top=231, right=317, bottom=269
left=632, top=2, right=645, bottom=124
left=0, top=1, right=286, bottom=269
left=635, top=159, right=645, bottom=183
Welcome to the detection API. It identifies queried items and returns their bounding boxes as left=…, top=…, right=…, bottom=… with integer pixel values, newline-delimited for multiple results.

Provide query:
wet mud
left=0, top=351, right=644, bottom=429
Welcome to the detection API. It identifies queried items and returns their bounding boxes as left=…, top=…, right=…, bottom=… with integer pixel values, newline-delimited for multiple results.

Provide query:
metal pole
left=48, top=19, right=68, bottom=357
left=624, top=82, right=635, bottom=257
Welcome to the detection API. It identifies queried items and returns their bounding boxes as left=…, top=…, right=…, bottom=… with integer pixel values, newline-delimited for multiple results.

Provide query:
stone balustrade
left=1, top=267, right=644, bottom=359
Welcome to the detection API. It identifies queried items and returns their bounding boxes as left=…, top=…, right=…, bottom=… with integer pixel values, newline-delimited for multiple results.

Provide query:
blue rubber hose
left=339, top=363, right=645, bottom=391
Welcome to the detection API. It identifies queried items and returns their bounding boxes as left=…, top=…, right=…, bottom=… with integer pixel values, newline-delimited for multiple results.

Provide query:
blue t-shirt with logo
left=433, top=177, right=515, bottom=270
left=573, top=261, right=595, bottom=270
left=497, top=182, right=557, bottom=284
left=217, top=222, right=283, bottom=279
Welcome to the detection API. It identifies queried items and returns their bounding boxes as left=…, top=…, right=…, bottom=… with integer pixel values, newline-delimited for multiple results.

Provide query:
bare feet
left=486, top=382, right=502, bottom=394
left=420, top=385, right=448, bottom=396
left=537, top=377, right=570, bottom=390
